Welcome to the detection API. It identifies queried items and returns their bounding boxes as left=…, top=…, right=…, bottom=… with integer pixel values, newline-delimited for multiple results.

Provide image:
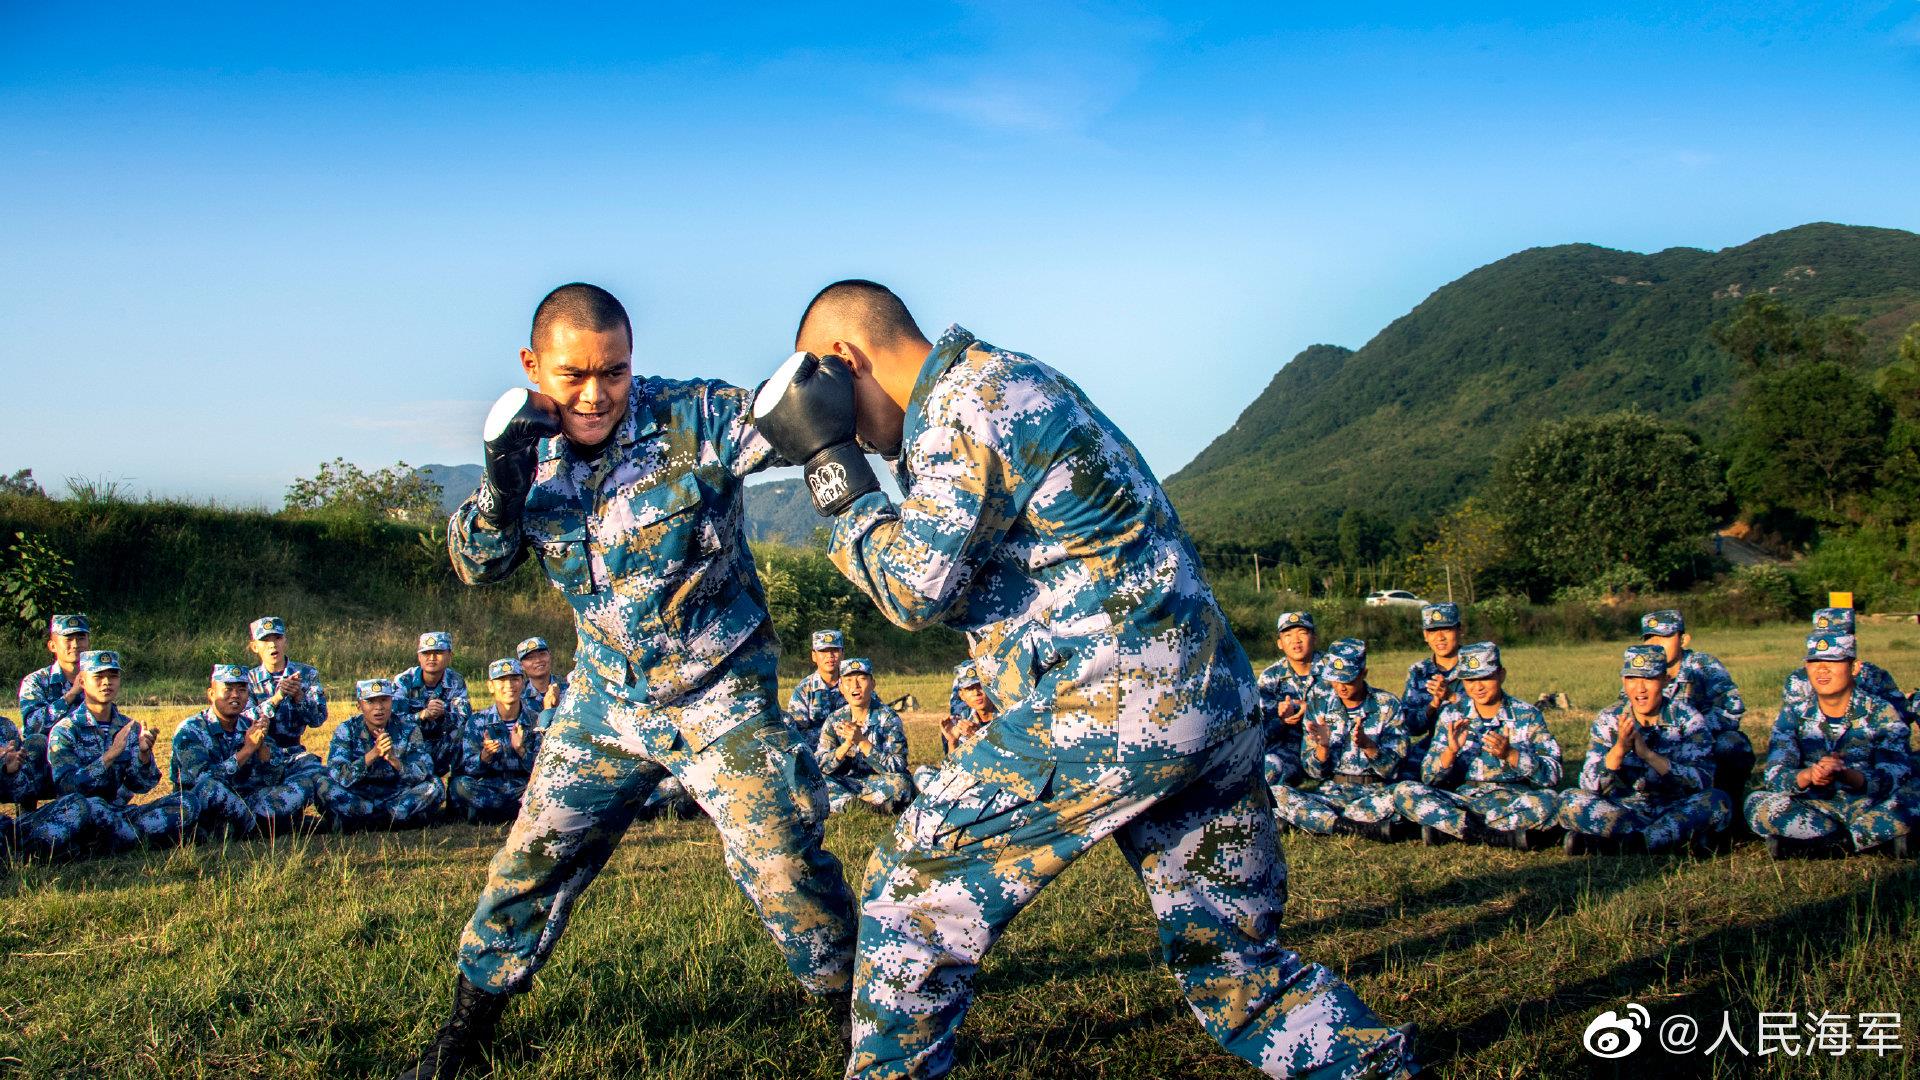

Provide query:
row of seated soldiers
left=1258, top=602, right=1919, bottom=858
left=0, top=615, right=576, bottom=859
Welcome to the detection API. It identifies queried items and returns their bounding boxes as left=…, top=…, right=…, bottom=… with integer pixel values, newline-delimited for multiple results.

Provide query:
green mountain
left=1165, top=223, right=1920, bottom=553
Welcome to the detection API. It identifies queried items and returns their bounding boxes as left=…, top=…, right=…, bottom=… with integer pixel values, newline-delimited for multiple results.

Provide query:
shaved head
left=532, top=282, right=631, bottom=353
left=795, top=279, right=927, bottom=355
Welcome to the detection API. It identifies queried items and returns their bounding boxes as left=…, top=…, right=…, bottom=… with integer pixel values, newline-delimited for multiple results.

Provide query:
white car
left=1364, top=589, right=1426, bottom=608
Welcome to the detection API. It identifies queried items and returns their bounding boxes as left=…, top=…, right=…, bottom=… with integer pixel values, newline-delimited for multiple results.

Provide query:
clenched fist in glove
left=753, top=352, right=881, bottom=515
left=477, top=387, right=563, bottom=525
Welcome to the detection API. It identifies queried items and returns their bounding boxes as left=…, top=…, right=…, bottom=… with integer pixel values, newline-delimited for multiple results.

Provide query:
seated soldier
left=1559, top=645, right=1732, bottom=855
left=244, top=616, right=331, bottom=803
left=513, top=637, right=564, bottom=729
left=320, top=679, right=445, bottom=831
left=1399, top=603, right=1465, bottom=780
left=1272, top=638, right=1408, bottom=840
left=1641, top=609, right=1754, bottom=814
left=786, top=629, right=847, bottom=746
left=915, top=667, right=996, bottom=792
left=815, top=658, right=912, bottom=814
left=945, top=659, right=980, bottom=731
left=48, top=650, right=211, bottom=851
left=16, top=613, right=93, bottom=805
left=171, top=664, right=316, bottom=837
left=1746, top=630, right=1912, bottom=858
left=393, top=631, right=472, bottom=781
left=1391, top=642, right=1562, bottom=849
left=1782, top=608, right=1912, bottom=722
left=1257, top=610, right=1324, bottom=796
left=0, top=713, right=42, bottom=848
left=449, top=659, right=543, bottom=824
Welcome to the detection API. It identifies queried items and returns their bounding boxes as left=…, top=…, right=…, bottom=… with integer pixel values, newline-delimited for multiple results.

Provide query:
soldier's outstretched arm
left=448, top=489, right=533, bottom=586
left=709, top=380, right=784, bottom=479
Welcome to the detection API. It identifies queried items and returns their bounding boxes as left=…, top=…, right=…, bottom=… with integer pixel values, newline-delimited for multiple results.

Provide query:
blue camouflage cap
left=841, top=657, right=873, bottom=676
left=1810, top=608, right=1855, bottom=635
left=514, top=636, right=550, bottom=659
left=1640, top=609, right=1684, bottom=637
left=487, top=658, right=524, bottom=680
left=249, top=616, right=287, bottom=640
left=1622, top=644, right=1667, bottom=679
left=50, top=613, right=89, bottom=636
left=811, top=629, right=845, bottom=651
left=954, top=668, right=982, bottom=690
left=1321, top=638, right=1367, bottom=683
left=79, top=649, right=121, bottom=674
left=1421, top=603, right=1461, bottom=630
left=1456, top=641, right=1502, bottom=680
left=210, top=664, right=251, bottom=685
left=1806, top=631, right=1856, bottom=662
left=356, top=678, right=396, bottom=701
left=417, top=631, right=453, bottom=653
left=1276, top=610, right=1315, bottom=634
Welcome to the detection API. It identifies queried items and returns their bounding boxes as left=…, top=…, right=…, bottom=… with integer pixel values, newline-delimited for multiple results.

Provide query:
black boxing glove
left=477, top=387, right=562, bottom=525
left=752, top=352, right=881, bottom=516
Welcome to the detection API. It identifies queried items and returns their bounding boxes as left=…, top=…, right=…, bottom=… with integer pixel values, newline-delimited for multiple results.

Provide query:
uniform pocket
left=535, top=526, right=595, bottom=596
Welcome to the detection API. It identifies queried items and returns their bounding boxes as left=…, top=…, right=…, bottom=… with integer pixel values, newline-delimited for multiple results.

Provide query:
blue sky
left=3, top=2, right=1917, bottom=506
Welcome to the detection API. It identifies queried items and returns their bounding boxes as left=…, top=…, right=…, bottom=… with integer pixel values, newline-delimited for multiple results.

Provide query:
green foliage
left=755, top=543, right=967, bottom=674
left=285, top=458, right=444, bottom=523
left=1401, top=498, right=1506, bottom=603
left=0, top=531, right=83, bottom=642
left=1488, top=412, right=1731, bottom=593
left=0, top=469, right=46, bottom=498
left=1726, top=362, right=1891, bottom=527
left=1708, top=292, right=1867, bottom=371
left=1788, top=525, right=1920, bottom=611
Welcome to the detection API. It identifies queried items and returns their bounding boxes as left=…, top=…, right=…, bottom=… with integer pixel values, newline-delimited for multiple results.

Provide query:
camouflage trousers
left=421, top=730, right=463, bottom=779
left=319, top=777, right=446, bottom=827
left=1744, top=789, right=1910, bottom=850
left=1262, top=747, right=1301, bottom=791
left=276, top=749, right=330, bottom=797
left=5, top=793, right=102, bottom=857
left=1556, top=789, right=1732, bottom=851
left=850, top=724, right=1415, bottom=1080
left=824, top=769, right=913, bottom=813
left=196, top=774, right=317, bottom=832
left=456, top=666, right=856, bottom=996
left=1270, top=778, right=1399, bottom=836
left=1390, top=781, right=1559, bottom=840
left=11, top=735, right=56, bottom=802
left=448, top=775, right=528, bottom=821
left=7, top=786, right=206, bottom=856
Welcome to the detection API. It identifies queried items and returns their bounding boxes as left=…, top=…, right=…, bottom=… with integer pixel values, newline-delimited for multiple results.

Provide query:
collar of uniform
left=902, top=325, right=980, bottom=446
left=537, top=377, right=652, bottom=464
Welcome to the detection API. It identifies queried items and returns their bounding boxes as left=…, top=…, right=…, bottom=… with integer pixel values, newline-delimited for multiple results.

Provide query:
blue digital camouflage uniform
left=786, top=670, right=847, bottom=746
left=815, top=698, right=913, bottom=813
left=0, top=716, right=39, bottom=806
left=1399, top=606, right=1463, bottom=781
left=1781, top=610, right=1914, bottom=723
left=1642, top=610, right=1754, bottom=804
left=1257, top=648, right=1324, bottom=793
left=320, top=689, right=445, bottom=828
left=1745, top=632, right=1912, bottom=851
left=946, top=659, right=978, bottom=728
left=450, top=706, right=543, bottom=822
left=16, top=660, right=82, bottom=801
left=516, top=637, right=566, bottom=730
left=1558, top=647, right=1732, bottom=851
left=393, top=643, right=473, bottom=778
left=824, top=325, right=1413, bottom=1079
left=447, top=372, right=855, bottom=999
left=244, top=621, right=331, bottom=800
left=1390, top=645, right=1561, bottom=840
left=49, top=658, right=206, bottom=849
left=1273, top=644, right=1408, bottom=837
left=170, top=670, right=316, bottom=831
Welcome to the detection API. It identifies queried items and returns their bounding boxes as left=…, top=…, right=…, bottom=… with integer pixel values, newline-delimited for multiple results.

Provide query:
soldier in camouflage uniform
left=449, top=659, right=543, bottom=824
left=171, top=664, right=315, bottom=835
left=1558, top=644, right=1732, bottom=855
left=320, top=679, right=445, bottom=829
left=1271, top=638, right=1409, bottom=840
left=1390, top=642, right=1561, bottom=848
left=814, top=658, right=912, bottom=814
left=945, top=659, right=979, bottom=729
left=396, top=284, right=856, bottom=1080
left=1398, top=602, right=1464, bottom=781
left=1781, top=609, right=1912, bottom=722
left=394, top=631, right=472, bottom=780
left=513, top=637, right=563, bottom=728
left=244, top=616, right=330, bottom=801
left=15, top=613, right=93, bottom=804
left=1746, top=631, right=1912, bottom=857
left=917, top=666, right=995, bottom=793
left=1258, top=610, right=1324, bottom=794
left=49, top=651, right=210, bottom=849
left=786, top=628, right=848, bottom=745
left=756, top=283, right=1414, bottom=1079
left=1640, top=609, right=1754, bottom=812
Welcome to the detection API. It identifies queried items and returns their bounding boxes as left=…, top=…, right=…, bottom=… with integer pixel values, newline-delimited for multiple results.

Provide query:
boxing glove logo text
left=809, top=462, right=850, bottom=507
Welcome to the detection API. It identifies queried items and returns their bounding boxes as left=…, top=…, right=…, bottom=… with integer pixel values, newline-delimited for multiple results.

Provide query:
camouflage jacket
left=392, top=666, right=473, bottom=745
left=1257, top=653, right=1326, bottom=745
left=1761, top=689, right=1910, bottom=799
left=520, top=677, right=564, bottom=728
left=18, top=662, right=81, bottom=738
left=1421, top=693, right=1563, bottom=789
left=1782, top=662, right=1912, bottom=725
left=170, top=706, right=278, bottom=789
left=1578, top=699, right=1714, bottom=798
left=48, top=704, right=160, bottom=804
left=458, top=706, right=542, bottom=781
left=326, top=717, right=434, bottom=796
left=1661, top=649, right=1745, bottom=737
left=786, top=672, right=846, bottom=736
left=450, top=376, right=778, bottom=753
left=246, top=660, right=329, bottom=749
left=827, top=326, right=1256, bottom=763
left=816, top=702, right=910, bottom=779
left=1399, top=656, right=1463, bottom=739
left=1301, top=686, right=1407, bottom=782
left=0, top=716, right=37, bottom=802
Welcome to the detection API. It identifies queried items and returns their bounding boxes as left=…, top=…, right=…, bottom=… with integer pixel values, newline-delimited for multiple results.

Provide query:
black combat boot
left=396, top=974, right=510, bottom=1080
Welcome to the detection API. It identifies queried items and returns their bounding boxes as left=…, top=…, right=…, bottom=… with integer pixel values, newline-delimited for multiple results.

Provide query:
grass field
left=1, top=621, right=1917, bottom=1078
